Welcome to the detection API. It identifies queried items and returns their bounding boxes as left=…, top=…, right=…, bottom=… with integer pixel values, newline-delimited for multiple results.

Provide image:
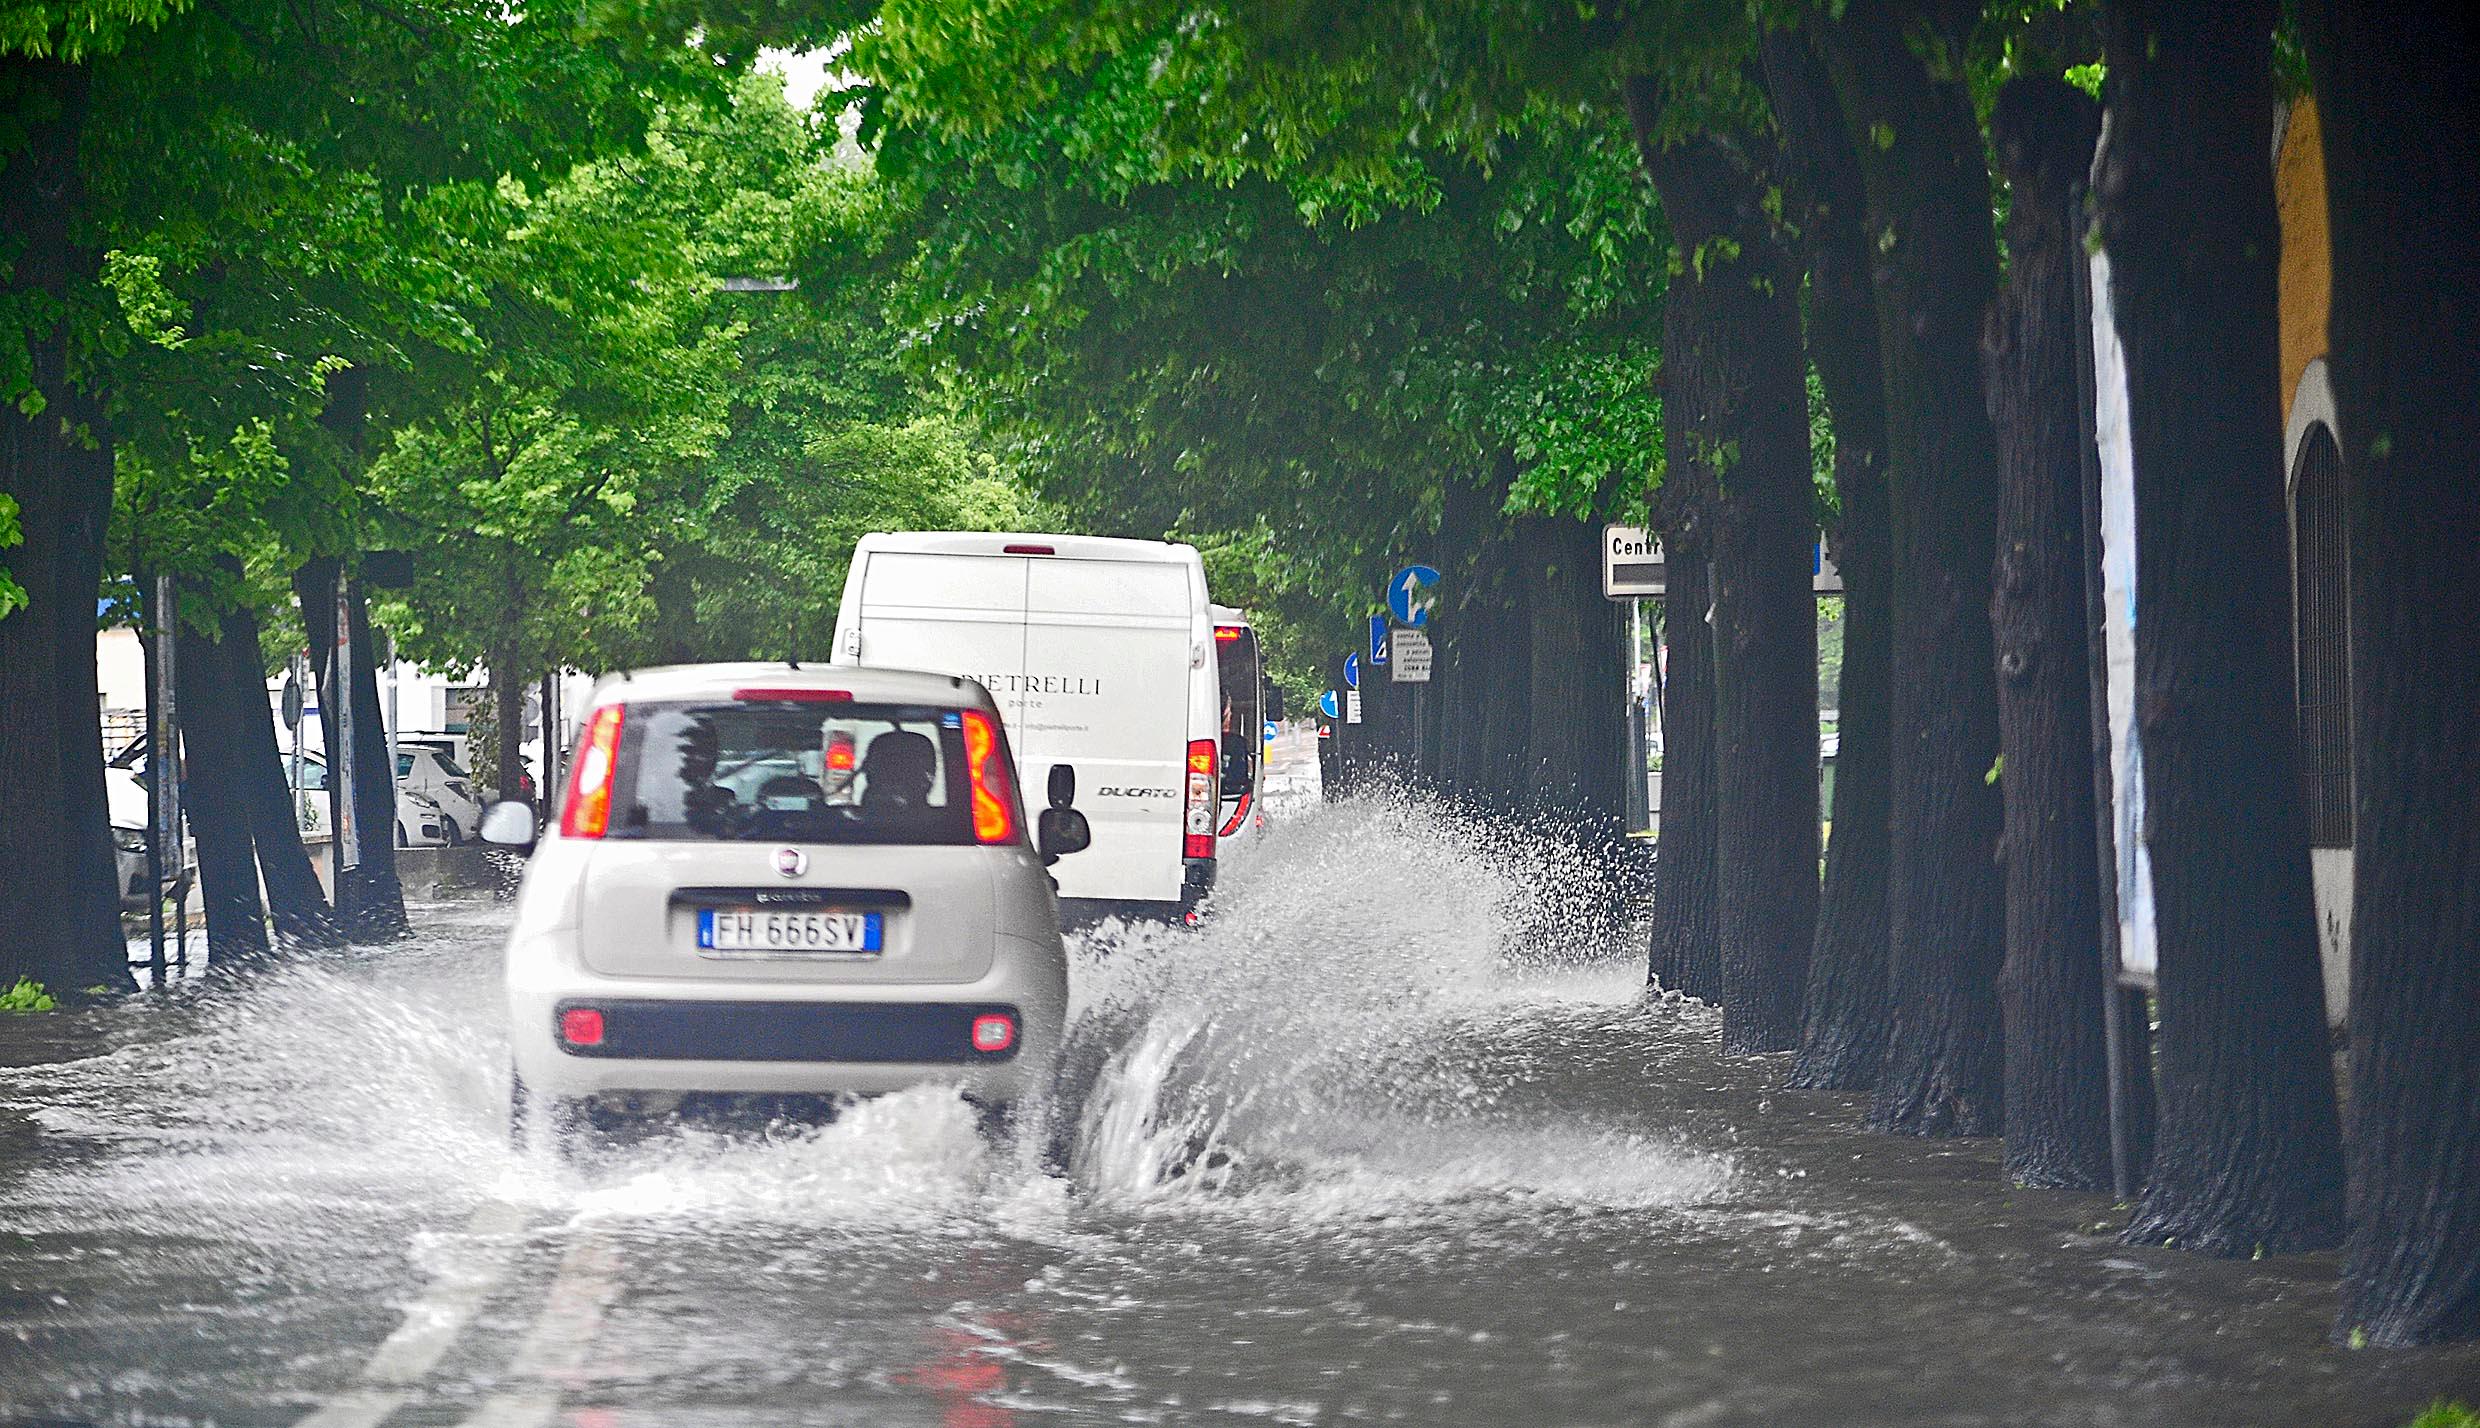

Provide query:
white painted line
left=291, top=1200, right=534, bottom=1428
left=290, top=1387, right=412, bottom=1428
left=365, top=1201, right=532, bottom=1386
left=448, top=1228, right=621, bottom=1428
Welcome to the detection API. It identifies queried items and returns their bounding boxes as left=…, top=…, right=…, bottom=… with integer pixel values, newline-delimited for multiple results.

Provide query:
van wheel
left=444, top=820, right=464, bottom=847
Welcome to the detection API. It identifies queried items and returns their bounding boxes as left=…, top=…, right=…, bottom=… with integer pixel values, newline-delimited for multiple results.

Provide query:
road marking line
left=449, top=1226, right=621, bottom=1428
left=291, top=1387, right=412, bottom=1428
left=291, top=1199, right=533, bottom=1428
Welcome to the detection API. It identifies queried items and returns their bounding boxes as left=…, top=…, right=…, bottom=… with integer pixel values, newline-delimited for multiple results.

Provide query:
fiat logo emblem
left=774, top=847, right=807, bottom=878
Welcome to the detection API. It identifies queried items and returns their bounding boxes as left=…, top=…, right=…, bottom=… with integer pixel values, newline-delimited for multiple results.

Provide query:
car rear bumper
left=508, top=931, right=1065, bottom=1104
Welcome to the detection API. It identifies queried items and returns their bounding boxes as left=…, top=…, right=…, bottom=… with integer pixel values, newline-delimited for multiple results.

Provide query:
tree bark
left=1628, top=95, right=1820, bottom=1053
left=173, top=597, right=272, bottom=966
left=1518, top=511, right=1627, bottom=843
left=214, top=590, right=340, bottom=946
left=0, top=59, right=130, bottom=996
left=1816, top=0, right=2009, bottom=1135
left=2301, top=0, right=2480, bottom=1344
left=2097, top=0, right=2344, bottom=1255
left=1764, top=29, right=1895, bottom=1090
left=294, top=555, right=412, bottom=942
left=1983, top=77, right=2114, bottom=1191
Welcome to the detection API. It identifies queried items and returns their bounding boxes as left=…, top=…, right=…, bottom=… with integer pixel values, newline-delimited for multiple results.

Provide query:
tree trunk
left=214, top=590, right=340, bottom=946
left=0, top=59, right=130, bottom=996
left=173, top=598, right=272, bottom=966
left=2097, top=0, right=2345, bottom=1255
left=294, top=555, right=412, bottom=942
left=1519, top=512, right=1626, bottom=842
left=1764, top=28, right=1895, bottom=1090
left=2301, top=0, right=2480, bottom=1345
left=1629, top=100, right=1820, bottom=1053
left=1983, top=77, right=2114, bottom=1191
left=1817, top=0, right=2008, bottom=1135
left=490, top=642, right=527, bottom=806
left=1640, top=494, right=1722, bottom=1001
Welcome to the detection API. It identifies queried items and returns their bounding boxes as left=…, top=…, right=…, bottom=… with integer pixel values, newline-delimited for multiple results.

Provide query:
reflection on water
left=3, top=793, right=2477, bottom=1427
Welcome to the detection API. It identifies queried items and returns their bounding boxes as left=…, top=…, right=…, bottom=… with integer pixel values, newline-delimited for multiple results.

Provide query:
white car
left=395, top=743, right=482, bottom=843
left=286, top=752, right=448, bottom=847
left=490, top=662, right=1089, bottom=1147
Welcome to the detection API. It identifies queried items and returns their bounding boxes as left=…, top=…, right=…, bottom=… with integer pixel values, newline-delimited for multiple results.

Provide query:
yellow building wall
left=2277, top=97, right=2332, bottom=424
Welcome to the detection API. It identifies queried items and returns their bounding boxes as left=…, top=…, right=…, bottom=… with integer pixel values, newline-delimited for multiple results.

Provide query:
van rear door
left=1018, top=559, right=1194, bottom=904
left=847, top=551, right=1032, bottom=729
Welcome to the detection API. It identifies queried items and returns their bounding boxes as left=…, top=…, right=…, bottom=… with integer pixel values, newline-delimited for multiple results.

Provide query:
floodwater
left=3, top=766, right=2475, bottom=1426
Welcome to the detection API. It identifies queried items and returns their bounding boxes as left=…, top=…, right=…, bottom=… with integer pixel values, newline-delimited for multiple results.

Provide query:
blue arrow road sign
left=1345, top=653, right=1361, bottom=689
left=1263, top=719, right=1280, bottom=744
left=1388, top=564, right=1442, bottom=627
left=1319, top=690, right=1340, bottom=719
left=1369, top=615, right=1390, bottom=666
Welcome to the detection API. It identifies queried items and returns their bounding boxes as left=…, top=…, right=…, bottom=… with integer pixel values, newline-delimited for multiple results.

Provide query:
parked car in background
left=104, top=768, right=195, bottom=911
left=288, top=752, right=449, bottom=847
left=395, top=744, right=481, bottom=843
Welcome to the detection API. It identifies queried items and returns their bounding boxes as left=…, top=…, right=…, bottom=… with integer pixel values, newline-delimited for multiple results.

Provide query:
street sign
left=1390, top=628, right=1433, bottom=682
left=1319, top=689, right=1341, bottom=719
left=1346, top=689, right=1362, bottom=724
left=1263, top=719, right=1280, bottom=744
left=1603, top=525, right=1664, bottom=598
left=1387, top=564, right=1442, bottom=626
left=1344, top=653, right=1361, bottom=689
left=1814, top=540, right=1844, bottom=594
left=280, top=673, right=303, bottom=731
left=1369, top=616, right=1390, bottom=666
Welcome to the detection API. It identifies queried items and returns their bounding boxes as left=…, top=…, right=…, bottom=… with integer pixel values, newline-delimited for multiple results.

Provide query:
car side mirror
left=1047, top=763, right=1076, bottom=811
left=1038, top=807, right=1092, bottom=863
left=480, top=800, right=537, bottom=847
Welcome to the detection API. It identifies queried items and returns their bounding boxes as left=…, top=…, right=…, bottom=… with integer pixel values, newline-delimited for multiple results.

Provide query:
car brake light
left=970, top=1013, right=1016, bottom=1053
left=560, top=1007, right=605, bottom=1047
left=1002, top=544, right=1055, bottom=555
left=560, top=705, right=626, bottom=839
left=1184, top=739, right=1216, bottom=859
left=825, top=731, right=857, bottom=772
left=733, top=687, right=851, bottom=702
left=1214, top=625, right=1242, bottom=642
left=961, top=709, right=1019, bottom=845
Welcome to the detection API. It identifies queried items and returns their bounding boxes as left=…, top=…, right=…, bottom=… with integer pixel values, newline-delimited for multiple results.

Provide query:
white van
left=833, top=533, right=1221, bottom=921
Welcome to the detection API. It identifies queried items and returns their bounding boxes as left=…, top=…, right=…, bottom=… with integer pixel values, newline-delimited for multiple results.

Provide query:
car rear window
left=608, top=700, right=976, bottom=845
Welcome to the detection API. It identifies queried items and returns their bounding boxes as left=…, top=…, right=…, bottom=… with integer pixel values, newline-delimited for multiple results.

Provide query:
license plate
left=697, top=908, right=884, bottom=954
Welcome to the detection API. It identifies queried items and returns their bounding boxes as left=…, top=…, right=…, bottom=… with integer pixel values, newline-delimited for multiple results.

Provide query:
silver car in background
left=493, top=663, right=1089, bottom=1146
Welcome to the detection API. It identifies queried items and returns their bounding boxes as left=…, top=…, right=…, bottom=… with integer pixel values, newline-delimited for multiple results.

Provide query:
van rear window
left=608, top=701, right=974, bottom=845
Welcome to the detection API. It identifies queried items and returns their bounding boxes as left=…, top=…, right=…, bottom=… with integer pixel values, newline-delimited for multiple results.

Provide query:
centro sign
left=1603, top=524, right=1664, bottom=599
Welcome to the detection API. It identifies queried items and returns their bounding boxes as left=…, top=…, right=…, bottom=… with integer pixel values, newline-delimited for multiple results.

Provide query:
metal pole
left=540, top=672, right=559, bottom=813
left=152, top=574, right=184, bottom=977
left=143, top=575, right=167, bottom=983
left=383, top=628, right=402, bottom=817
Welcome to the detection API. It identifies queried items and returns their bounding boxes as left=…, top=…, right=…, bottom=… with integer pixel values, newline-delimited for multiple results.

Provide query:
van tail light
left=1184, top=739, right=1216, bottom=859
left=970, top=1013, right=1016, bottom=1053
left=560, top=704, right=626, bottom=839
left=961, top=709, right=1020, bottom=845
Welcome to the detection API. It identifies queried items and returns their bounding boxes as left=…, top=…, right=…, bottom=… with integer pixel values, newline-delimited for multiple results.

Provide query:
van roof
left=588, top=662, right=995, bottom=709
left=854, top=531, right=1201, bottom=565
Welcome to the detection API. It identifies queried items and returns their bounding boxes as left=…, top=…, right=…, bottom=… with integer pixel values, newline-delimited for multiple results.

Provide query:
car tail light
left=825, top=731, right=857, bottom=773
left=960, top=709, right=1019, bottom=845
left=1214, top=625, right=1242, bottom=642
left=970, top=1013, right=1016, bottom=1053
left=559, top=1007, right=605, bottom=1047
left=1217, top=789, right=1253, bottom=838
left=559, top=705, right=626, bottom=839
left=1184, top=739, right=1216, bottom=859
left=733, top=687, right=851, bottom=703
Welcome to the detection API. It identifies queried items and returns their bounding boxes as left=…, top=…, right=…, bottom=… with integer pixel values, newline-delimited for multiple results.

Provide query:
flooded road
left=4, top=787, right=2475, bottom=1427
